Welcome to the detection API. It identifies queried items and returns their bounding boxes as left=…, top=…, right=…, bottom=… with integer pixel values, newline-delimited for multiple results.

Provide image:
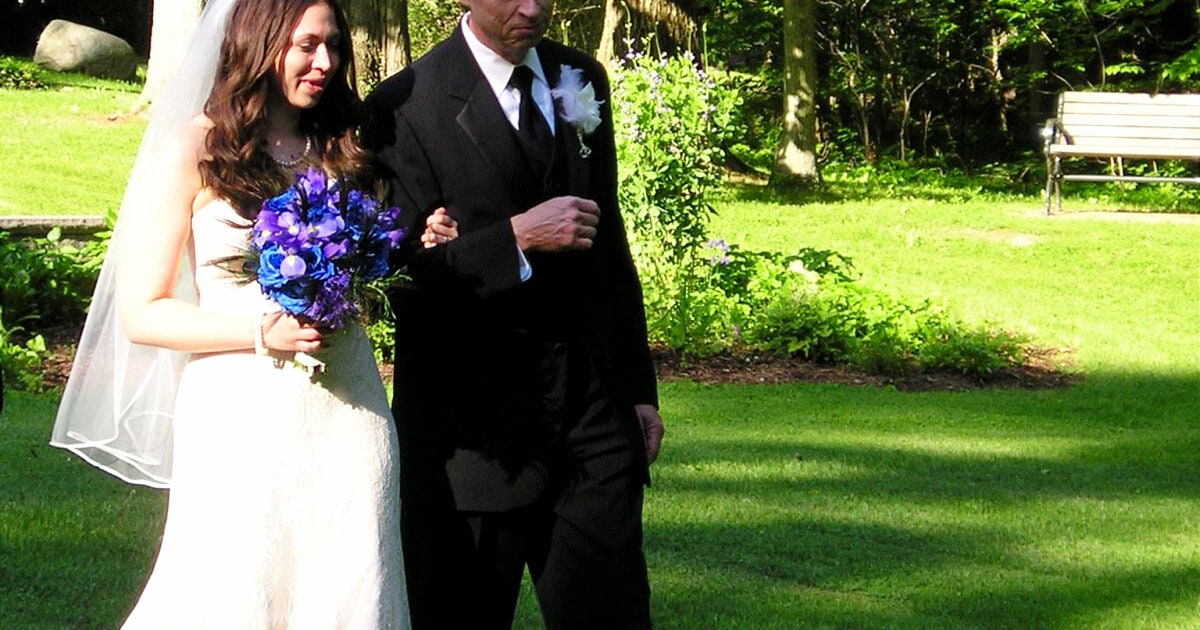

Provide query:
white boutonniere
left=551, top=64, right=604, bottom=158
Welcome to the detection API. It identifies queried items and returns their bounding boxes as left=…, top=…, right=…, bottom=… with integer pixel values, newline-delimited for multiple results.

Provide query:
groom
left=364, top=0, right=663, bottom=627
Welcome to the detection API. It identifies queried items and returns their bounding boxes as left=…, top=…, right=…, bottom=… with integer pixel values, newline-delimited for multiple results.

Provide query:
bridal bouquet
left=249, top=168, right=405, bottom=369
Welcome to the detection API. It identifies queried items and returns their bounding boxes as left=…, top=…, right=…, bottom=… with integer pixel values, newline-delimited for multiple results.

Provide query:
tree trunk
left=596, top=0, right=623, bottom=66
left=772, top=0, right=819, bottom=186
left=136, top=0, right=203, bottom=111
left=625, top=0, right=700, bottom=54
left=343, top=0, right=410, bottom=89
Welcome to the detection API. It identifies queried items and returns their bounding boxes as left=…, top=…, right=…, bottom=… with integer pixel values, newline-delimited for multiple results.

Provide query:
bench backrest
left=1054, top=91, right=1200, bottom=157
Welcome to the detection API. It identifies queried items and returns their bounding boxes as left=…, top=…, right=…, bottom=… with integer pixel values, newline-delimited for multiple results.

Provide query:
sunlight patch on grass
left=0, top=87, right=143, bottom=217
left=666, top=456, right=866, bottom=483
left=651, top=563, right=927, bottom=630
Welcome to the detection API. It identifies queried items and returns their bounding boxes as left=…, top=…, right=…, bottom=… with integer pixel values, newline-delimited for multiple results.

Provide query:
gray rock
left=34, top=19, right=138, bottom=81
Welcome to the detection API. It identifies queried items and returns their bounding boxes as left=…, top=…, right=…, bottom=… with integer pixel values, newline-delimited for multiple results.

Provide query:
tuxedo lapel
left=560, top=120, right=593, bottom=197
left=445, top=30, right=539, bottom=189
left=455, top=82, right=537, bottom=187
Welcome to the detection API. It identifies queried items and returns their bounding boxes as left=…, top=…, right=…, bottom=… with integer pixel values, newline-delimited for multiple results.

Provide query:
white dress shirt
left=461, top=13, right=556, bottom=135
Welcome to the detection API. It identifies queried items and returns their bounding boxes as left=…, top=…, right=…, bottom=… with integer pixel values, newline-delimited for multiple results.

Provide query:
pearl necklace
left=271, top=135, right=312, bottom=167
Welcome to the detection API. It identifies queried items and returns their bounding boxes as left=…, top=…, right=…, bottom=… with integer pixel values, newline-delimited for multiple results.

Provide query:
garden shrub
left=606, top=47, right=1026, bottom=377
left=914, top=323, right=1026, bottom=379
left=611, top=47, right=738, bottom=351
left=0, top=229, right=106, bottom=331
left=0, top=229, right=104, bottom=392
left=694, top=241, right=1029, bottom=381
left=0, top=307, right=47, bottom=392
left=740, top=250, right=1027, bottom=379
left=0, top=58, right=46, bottom=90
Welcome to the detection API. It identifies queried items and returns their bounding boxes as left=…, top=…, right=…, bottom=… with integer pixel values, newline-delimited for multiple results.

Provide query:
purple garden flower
left=706, top=238, right=730, bottom=265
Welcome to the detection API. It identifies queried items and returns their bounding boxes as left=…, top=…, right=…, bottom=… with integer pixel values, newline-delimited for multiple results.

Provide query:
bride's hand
left=260, top=313, right=322, bottom=353
left=420, top=207, right=458, bottom=248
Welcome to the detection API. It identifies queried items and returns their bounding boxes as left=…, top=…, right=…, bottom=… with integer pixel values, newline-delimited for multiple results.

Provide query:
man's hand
left=634, top=404, right=664, bottom=465
left=420, top=207, right=458, bottom=248
left=510, top=196, right=600, bottom=253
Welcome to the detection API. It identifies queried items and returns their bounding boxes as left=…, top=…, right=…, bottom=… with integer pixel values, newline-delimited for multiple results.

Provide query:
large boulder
left=33, top=20, right=138, bottom=82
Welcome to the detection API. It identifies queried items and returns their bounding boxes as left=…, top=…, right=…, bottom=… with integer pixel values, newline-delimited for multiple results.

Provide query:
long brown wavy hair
left=199, top=0, right=372, bottom=218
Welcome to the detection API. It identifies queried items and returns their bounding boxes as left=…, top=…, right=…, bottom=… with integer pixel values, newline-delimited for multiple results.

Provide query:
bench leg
left=1044, top=155, right=1061, bottom=214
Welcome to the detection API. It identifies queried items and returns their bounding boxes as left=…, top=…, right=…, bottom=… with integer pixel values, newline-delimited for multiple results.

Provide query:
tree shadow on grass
left=665, top=431, right=1199, bottom=504
left=648, top=512, right=1200, bottom=628
left=647, top=370, right=1200, bottom=627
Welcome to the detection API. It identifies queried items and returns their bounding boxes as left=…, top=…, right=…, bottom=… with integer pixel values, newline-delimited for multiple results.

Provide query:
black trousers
left=401, top=345, right=651, bottom=629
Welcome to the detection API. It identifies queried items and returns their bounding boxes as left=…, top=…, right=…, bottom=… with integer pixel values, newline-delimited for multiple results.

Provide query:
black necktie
left=510, top=65, right=554, bottom=167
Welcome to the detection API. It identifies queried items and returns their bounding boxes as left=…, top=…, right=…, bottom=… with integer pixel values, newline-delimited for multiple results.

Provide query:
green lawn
left=0, top=79, right=142, bottom=217
left=3, top=70, right=1200, bottom=628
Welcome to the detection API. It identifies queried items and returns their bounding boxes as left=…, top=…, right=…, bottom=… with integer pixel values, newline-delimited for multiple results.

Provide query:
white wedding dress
left=121, top=200, right=408, bottom=629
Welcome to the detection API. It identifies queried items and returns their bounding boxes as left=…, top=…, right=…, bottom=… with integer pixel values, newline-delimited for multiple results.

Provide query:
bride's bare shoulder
left=183, top=116, right=219, bottom=211
left=179, top=115, right=213, bottom=157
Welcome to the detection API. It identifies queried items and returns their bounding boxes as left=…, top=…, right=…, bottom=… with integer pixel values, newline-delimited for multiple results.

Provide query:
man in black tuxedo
left=363, top=0, right=663, bottom=627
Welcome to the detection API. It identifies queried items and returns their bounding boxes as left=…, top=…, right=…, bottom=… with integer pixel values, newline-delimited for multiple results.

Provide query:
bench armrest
left=1041, top=117, right=1060, bottom=154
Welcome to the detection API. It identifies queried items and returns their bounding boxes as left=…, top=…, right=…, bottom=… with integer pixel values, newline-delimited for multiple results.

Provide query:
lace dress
left=121, top=200, right=408, bottom=629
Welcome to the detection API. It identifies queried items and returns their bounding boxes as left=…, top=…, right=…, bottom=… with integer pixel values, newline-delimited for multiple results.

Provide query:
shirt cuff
left=517, top=246, right=532, bottom=282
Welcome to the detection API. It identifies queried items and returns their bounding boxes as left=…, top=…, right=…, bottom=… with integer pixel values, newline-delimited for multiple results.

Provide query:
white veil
left=50, top=0, right=237, bottom=488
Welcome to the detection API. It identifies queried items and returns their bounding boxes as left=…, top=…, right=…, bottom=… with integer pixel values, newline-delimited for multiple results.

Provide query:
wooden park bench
left=1042, top=91, right=1200, bottom=213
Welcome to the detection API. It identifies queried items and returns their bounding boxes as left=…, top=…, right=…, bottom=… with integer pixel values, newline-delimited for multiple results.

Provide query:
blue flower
left=270, top=279, right=314, bottom=316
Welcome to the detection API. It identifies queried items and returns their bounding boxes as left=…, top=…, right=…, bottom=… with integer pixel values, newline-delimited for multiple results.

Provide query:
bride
left=51, top=0, right=452, bottom=627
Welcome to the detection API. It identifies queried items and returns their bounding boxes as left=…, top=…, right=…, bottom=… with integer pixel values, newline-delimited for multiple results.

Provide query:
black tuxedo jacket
left=364, top=28, right=657, bottom=512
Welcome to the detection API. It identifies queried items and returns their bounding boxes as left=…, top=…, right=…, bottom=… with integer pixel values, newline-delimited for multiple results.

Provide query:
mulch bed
left=650, top=345, right=1077, bottom=391
left=37, top=324, right=1076, bottom=392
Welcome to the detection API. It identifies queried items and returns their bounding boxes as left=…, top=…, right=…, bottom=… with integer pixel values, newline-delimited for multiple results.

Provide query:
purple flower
left=706, top=239, right=730, bottom=266
left=302, top=270, right=356, bottom=329
left=279, top=252, right=307, bottom=279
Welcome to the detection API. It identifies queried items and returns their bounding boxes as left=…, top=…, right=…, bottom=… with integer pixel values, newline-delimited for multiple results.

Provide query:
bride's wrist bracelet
left=252, top=315, right=268, bottom=355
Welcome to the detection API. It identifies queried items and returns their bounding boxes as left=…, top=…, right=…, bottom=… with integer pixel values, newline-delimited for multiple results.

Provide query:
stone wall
left=0, top=216, right=105, bottom=238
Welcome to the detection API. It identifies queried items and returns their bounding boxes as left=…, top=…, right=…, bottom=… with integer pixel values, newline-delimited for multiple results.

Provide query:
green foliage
left=406, top=0, right=463, bottom=60
left=0, top=307, right=47, bottom=392
left=0, top=229, right=106, bottom=331
left=0, top=58, right=46, bottom=90
left=698, top=2, right=783, bottom=175
left=611, top=48, right=1032, bottom=378
left=1160, top=46, right=1200, bottom=87
left=716, top=69, right=779, bottom=174
left=363, top=318, right=394, bottom=366
left=357, top=282, right=397, bottom=366
left=611, top=48, right=738, bottom=351
left=730, top=247, right=1028, bottom=380
left=915, top=322, right=1026, bottom=379
left=695, top=0, right=1200, bottom=169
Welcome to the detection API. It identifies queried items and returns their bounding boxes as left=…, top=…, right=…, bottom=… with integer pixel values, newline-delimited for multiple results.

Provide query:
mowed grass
left=3, top=69, right=1200, bottom=628
left=0, top=70, right=143, bottom=217
left=630, top=190, right=1200, bottom=628
left=2, top=393, right=165, bottom=627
